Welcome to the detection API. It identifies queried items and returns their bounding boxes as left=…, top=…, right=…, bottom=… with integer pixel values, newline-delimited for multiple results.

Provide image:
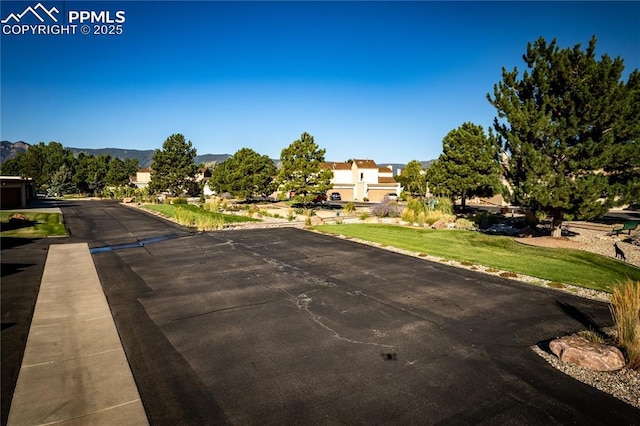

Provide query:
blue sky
left=1, top=1, right=638, bottom=163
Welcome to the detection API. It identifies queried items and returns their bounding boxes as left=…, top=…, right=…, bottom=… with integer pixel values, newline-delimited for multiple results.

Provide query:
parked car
left=387, top=193, right=399, bottom=201
left=330, top=192, right=342, bottom=201
left=312, top=194, right=327, bottom=204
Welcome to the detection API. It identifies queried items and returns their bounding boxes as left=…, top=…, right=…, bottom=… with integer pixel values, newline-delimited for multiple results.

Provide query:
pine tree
left=149, top=134, right=197, bottom=195
left=278, top=132, right=333, bottom=205
left=210, top=148, right=276, bottom=199
left=427, top=122, right=502, bottom=209
left=488, top=36, right=638, bottom=236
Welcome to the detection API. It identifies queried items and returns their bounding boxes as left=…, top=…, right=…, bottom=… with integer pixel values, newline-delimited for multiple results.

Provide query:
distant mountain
left=1, top=140, right=30, bottom=163
left=193, top=154, right=233, bottom=166
left=68, top=147, right=157, bottom=167
left=0, top=141, right=435, bottom=170
left=0, top=142, right=232, bottom=168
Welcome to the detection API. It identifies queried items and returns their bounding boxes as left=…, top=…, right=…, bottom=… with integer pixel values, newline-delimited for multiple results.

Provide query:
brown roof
left=353, top=159, right=378, bottom=169
left=378, top=177, right=397, bottom=184
left=321, top=162, right=351, bottom=170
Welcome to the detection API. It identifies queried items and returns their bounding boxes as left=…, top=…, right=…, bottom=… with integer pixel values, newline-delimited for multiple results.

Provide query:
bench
left=610, top=220, right=639, bottom=236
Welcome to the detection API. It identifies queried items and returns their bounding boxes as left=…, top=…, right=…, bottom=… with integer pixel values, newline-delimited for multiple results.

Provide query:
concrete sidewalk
left=7, top=243, right=148, bottom=425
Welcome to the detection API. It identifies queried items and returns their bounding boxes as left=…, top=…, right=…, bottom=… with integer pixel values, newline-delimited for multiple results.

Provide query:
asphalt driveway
left=3, top=200, right=638, bottom=424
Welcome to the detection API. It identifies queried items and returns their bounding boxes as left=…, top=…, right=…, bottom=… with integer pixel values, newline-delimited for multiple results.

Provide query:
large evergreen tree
left=278, top=132, right=333, bottom=204
left=427, top=122, right=502, bottom=209
left=149, top=133, right=197, bottom=195
left=488, top=36, right=639, bottom=236
left=210, top=148, right=276, bottom=199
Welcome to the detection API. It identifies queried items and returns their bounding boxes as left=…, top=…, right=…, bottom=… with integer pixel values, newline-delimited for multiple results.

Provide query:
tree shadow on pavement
left=554, top=300, right=609, bottom=341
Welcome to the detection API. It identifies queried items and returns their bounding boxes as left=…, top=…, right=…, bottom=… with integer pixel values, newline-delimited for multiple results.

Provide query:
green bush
left=343, top=202, right=356, bottom=215
left=434, top=196, right=453, bottom=214
left=406, top=198, right=428, bottom=215
left=416, top=211, right=427, bottom=227
left=401, top=208, right=416, bottom=224
left=473, top=211, right=501, bottom=228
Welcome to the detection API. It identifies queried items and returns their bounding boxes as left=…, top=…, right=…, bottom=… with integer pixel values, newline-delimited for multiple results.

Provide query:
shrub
left=343, top=202, right=356, bottom=215
left=433, top=196, right=453, bottom=214
left=455, top=218, right=476, bottom=230
left=359, top=212, right=370, bottom=221
left=416, top=211, right=427, bottom=227
left=473, top=211, right=501, bottom=229
left=401, top=208, right=416, bottom=224
left=424, top=211, right=456, bottom=226
left=577, top=329, right=606, bottom=345
left=371, top=198, right=401, bottom=218
left=406, top=198, right=428, bottom=215
left=610, top=280, right=640, bottom=370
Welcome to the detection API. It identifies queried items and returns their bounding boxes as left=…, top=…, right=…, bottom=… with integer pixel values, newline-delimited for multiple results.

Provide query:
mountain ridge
left=1, top=141, right=433, bottom=170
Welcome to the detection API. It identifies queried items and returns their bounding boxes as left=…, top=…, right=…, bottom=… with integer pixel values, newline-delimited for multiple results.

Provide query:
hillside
left=0, top=141, right=231, bottom=168
left=0, top=141, right=430, bottom=172
left=0, top=140, right=30, bottom=163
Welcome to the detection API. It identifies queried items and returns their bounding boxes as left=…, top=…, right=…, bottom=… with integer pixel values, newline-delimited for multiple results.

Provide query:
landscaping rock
left=10, top=213, right=29, bottom=221
left=310, top=216, right=324, bottom=226
left=431, top=220, right=449, bottom=230
left=549, top=336, right=625, bottom=371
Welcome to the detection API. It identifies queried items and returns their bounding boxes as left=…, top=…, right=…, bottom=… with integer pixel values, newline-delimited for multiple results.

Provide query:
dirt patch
left=515, top=236, right=588, bottom=249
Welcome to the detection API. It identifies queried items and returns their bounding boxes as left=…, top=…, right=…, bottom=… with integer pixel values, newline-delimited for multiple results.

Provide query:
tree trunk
left=551, top=211, right=563, bottom=238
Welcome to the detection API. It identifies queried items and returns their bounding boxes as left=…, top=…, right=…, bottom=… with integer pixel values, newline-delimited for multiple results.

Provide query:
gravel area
left=572, top=229, right=640, bottom=268
left=532, top=341, right=640, bottom=409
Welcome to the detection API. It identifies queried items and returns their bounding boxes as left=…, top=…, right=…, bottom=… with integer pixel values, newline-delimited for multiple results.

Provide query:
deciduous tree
left=397, top=160, right=428, bottom=198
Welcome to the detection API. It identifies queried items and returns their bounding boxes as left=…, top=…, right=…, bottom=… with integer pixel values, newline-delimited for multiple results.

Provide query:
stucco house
left=130, top=168, right=152, bottom=189
left=195, top=167, right=215, bottom=197
left=321, top=159, right=402, bottom=202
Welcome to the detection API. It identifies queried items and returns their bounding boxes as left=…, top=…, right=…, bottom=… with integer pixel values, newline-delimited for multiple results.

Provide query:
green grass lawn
left=141, top=203, right=260, bottom=224
left=0, top=212, right=67, bottom=238
left=315, top=224, right=640, bottom=292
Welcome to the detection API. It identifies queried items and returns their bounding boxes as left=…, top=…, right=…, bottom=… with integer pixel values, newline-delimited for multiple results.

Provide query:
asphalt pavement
left=2, top=200, right=639, bottom=425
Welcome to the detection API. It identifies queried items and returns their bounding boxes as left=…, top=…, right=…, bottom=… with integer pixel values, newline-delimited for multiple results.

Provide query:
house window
left=360, top=173, right=364, bottom=181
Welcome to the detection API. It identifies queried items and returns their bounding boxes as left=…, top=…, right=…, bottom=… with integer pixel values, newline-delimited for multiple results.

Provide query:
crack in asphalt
left=170, top=298, right=286, bottom=322
left=295, top=294, right=397, bottom=350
